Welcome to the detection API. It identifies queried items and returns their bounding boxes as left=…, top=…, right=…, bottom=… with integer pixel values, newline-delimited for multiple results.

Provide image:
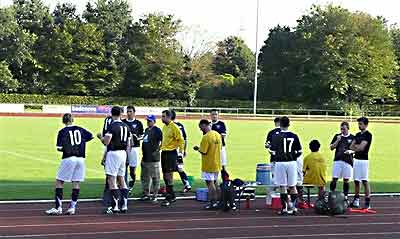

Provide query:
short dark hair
left=171, top=110, right=176, bottom=120
left=340, top=121, right=350, bottom=129
left=274, top=117, right=280, bottom=123
left=127, top=105, right=135, bottom=112
left=309, top=140, right=320, bottom=152
left=280, top=116, right=290, bottom=128
left=357, top=117, right=369, bottom=125
left=162, top=110, right=172, bottom=117
left=62, top=113, right=73, bottom=124
left=210, top=109, right=218, bottom=114
left=199, top=119, right=210, bottom=126
left=111, top=106, right=122, bottom=116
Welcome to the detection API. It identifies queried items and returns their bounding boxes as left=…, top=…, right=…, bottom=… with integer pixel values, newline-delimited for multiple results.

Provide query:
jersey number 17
left=283, top=138, right=294, bottom=153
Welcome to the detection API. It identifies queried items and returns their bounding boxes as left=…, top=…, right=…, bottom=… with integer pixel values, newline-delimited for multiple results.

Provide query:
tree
left=0, top=61, right=18, bottom=93
left=391, top=26, right=400, bottom=100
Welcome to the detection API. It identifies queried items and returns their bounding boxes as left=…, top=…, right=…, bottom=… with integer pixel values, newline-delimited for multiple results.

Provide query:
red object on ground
left=158, top=187, right=166, bottom=194
left=245, top=197, right=250, bottom=209
left=349, top=208, right=377, bottom=214
left=270, top=197, right=282, bottom=209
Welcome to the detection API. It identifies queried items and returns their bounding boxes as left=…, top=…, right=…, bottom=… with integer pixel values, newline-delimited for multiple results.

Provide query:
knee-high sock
left=70, top=189, right=79, bottom=208
left=179, top=171, right=189, bottom=186
left=55, top=188, right=63, bottom=209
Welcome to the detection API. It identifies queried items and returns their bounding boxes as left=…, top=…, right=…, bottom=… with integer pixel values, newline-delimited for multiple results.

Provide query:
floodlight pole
left=253, top=0, right=260, bottom=115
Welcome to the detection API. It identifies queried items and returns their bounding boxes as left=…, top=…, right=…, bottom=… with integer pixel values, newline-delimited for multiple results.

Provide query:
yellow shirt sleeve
left=174, top=125, right=185, bottom=152
left=199, top=134, right=209, bottom=155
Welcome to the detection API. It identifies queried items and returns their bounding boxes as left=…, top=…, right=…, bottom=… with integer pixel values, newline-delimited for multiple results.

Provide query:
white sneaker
left=121, top=205, right=128, bottom=213
left=65, top=207, right=76, bottom=215
left=352, top=198, right=360, bottom=208
left=46, top=208, right=62, bottom=216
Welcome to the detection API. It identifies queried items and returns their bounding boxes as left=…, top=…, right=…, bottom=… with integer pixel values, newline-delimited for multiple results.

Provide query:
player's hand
left=183, top=151, right=187, bottom=158
left=97, top=133, right=102, bottom=139
left=344, top=150, right=355, bottom=155
left=101, top=158, right=106, bottom=166
left=336, top=135, right=342, bottom=142
left=193, top=146, right=199, bottom=151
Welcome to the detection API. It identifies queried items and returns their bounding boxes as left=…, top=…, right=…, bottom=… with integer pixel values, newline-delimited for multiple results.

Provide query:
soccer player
left=210, top=109, right=228, bottom=170
left=329, top=121, right=354, bottom=201
left=194, top=119, right=222, bottom=210
left=350, top=117, right=373, bottom=209
left=46, top=113, right=93, bottom=215
left=140, top=115, right=162, bottom=202
left=98, top=106, right=131, bottom=214
left=122, top=106, right=144, bottom=191
left=303, top=140, right=327, bottom=199
left=270, top=116, right=302, bottom=215
left=171, top=110, right=191, bottom=192
left=265, top=117, right=281, bottom=184
left=160, top=110, right=185, bottom=207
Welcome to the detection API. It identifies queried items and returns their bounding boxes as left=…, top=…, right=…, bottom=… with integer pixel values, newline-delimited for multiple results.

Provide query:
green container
left=188, top=176, right=195, bottom=185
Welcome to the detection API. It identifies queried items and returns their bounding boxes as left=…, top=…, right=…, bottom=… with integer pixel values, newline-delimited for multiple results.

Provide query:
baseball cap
left=146, top=114, right=156, bottom=122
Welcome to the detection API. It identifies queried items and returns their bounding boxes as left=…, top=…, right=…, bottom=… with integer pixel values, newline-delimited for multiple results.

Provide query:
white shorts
left=202, top=172, right=219, bottom=181
left=221, top=146, right=227, bottom=166
left=56, top=157, right=85, bottom=182
left=332, top=161, right=353, bottom=180
left=296, top=156, right=303, bottom=185
left=127, top=147, right=140, bottom=167
left=105, top=150, right=127, bottom=177
left=353, top=159, right=369, bottom=182
left=274, top=161, right=298, bottom=187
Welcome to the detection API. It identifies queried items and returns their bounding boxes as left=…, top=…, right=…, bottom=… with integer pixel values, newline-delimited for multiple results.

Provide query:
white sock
left=70, top=201, right=77, bottom=209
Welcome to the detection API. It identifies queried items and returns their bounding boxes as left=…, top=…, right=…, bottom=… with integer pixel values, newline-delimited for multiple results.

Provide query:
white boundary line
left=1, top=222, right=400, bottom=238
left=210, top=232, right=400, bottom=239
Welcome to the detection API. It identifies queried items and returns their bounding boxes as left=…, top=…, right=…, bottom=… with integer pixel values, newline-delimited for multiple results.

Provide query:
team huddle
left=44, top=106, right=372, bottom=216
left=266, top=116, right=373, bottom=215
left=45, top=107, right=228, bottom=215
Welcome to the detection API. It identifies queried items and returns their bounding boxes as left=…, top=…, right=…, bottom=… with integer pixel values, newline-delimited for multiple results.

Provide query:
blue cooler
left=196, top=188, right=208, bottom=201
left=256, top=163, right=272, bottom=185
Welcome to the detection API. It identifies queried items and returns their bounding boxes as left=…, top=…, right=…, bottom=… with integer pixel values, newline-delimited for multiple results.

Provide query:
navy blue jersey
left=142, top=126, right=163, bottom=162
left=122, top=119, right=144, bottom=148
left=56, top=126, right=93, bottom=159
left=270, top=130, right=302, bottom=162
left=331, top=134, right=355, bottom=165
left=211, top=120, right=227, bottom=146
left=105, top=120, right=131, bottom=151
left=265, top=127, right=281, bottom=162
left=102, top=116, right=113, bottom=137
left=175, top=122, right=187, bottom=140
left=354, top=131, right=372, bottom=160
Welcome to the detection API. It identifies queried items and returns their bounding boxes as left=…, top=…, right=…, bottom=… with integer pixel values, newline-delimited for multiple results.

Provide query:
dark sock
left=343, top=182, right=349, bottom=197
left=120, top=188, right=129, bottom=208
left=179, top=171, right=189, bottom=186
left=296, top=186, right=303, bottom=201
left=55, top=188, right=63, bottom=209
left=129, top=168, right=136, bottom=187
left=330, top=180, right=337, bottom=191
left=71, top=189, right=79, bottom=202
left=290, top=194, right=298, bottom=207
left=166, top=185, right=175, bottom=199
left=110, top=189, right=120, bottom=208
left=365, top=197, right=371, bottom=208
left=280, top=193, right=288, bottom=210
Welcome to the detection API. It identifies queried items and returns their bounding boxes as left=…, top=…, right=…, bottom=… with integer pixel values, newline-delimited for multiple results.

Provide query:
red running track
left=0, top=197, right=399, bottom=239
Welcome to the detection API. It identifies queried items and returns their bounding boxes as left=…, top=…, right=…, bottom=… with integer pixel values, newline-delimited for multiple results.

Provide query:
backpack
left=220, top=180, right=235, bottom=211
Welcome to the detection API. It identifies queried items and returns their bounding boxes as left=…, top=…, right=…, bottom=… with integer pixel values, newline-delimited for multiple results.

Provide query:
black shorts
left=161, top=150, right=178, bottom=173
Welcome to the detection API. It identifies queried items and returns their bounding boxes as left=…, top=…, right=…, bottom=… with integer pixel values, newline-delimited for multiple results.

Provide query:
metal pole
left=253, top=0, right=260, bottom=115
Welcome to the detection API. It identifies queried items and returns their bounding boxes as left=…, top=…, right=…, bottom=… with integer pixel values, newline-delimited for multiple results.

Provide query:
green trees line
left=1, top=1, right=400, bottom=109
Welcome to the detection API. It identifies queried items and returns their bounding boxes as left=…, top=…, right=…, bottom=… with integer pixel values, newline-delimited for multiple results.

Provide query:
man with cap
left=140, top=115, right=163, bottom=201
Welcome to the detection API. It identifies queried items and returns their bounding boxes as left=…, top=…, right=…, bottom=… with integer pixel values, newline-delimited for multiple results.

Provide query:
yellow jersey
left=199, top=130, right=222, bottom=172
left=303, top=152, right=327, bottom=186
left=161, top=121, right=184, bottom=151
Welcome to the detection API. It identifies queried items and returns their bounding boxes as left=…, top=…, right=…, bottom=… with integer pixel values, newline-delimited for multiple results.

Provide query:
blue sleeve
left=181, top=125, right=187, bottom=140
left=82, top=128, right=93, bottom=142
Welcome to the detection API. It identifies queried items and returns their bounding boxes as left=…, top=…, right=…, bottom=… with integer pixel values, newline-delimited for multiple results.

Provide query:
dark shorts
left=161, top=150, right=178, bottom=173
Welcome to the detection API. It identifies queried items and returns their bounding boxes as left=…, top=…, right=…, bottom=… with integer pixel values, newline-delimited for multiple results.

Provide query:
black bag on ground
left=328, top=191, right=347, bottom=215
left=315, top=192, right=329, bottom=215
left=220, top=180, right=235, bottom=211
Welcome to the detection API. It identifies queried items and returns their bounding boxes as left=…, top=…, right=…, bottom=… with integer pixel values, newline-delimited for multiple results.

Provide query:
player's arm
left=56, top=131, right=63, bottom=152
left=350, top=140, right=368, bottom=152
left=137, top=121, right=144, bottom=141
left=294, top=135, right=302, bottom=158
left=194, top=137, right=208, bottom=155
left=220, top=122, right=227, bottom=142
left=330, top=135, right=340, bottom=150
left=83, top=128, right=94, bottom=142
left=181, top=125, right=188, bottom=157
left=175, top=126, right=185, bottom=154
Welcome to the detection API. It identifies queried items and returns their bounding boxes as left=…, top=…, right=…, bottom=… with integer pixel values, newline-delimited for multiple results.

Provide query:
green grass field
left=0, top=116, right=399, bottom=200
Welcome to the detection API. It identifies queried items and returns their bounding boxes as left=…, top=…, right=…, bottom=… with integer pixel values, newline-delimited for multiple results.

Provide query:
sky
left=1, top=0, right=400, bottom=51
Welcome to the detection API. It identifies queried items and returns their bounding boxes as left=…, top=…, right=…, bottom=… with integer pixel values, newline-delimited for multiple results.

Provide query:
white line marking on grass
left=210, top=232, right=400, bottom=239
left=1, top=222, right=400, bottom=238
left=0, top=150, right=104, bottom=174
left=1, top=214, right=400, bottom=228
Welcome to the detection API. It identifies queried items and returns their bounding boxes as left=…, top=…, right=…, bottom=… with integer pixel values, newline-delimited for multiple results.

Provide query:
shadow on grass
left=0, top=179, right=399, bottom=200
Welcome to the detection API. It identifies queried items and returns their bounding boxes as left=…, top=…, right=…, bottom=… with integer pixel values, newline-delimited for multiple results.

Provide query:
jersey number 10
left=69, top=130, right=82, bottom=146
left=283, top=138, right=294, bottom=153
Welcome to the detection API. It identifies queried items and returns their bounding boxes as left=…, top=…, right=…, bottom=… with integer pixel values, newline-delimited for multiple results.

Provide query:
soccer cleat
left=139, top=195, right=151, bottom=201
left=161, top=199, right=171, bottom=207
left=104, top=207, right=114, bottom=215
left=351, top=198, right=360, bottom=208
left=120, top=206, right=128, bottom=214
left=183, top=185, right=192, bottom=193
left=151, top=196, right=158, bottom=203
left=65, top=207, right=76, bottom=215
left=45, top=208, right=62, bottom=216
left=277, top=209, right=289, bottom=216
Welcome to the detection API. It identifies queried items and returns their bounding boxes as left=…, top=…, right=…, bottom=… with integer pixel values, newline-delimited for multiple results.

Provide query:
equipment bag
left=220, top=180, right=235, bottom=211
left=328, top=191, right=347, bottom=215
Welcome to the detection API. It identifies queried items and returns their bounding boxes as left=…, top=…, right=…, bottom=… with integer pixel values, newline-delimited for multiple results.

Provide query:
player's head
left=161, top=110, right=172, bottom=124
left=126, top=105, right=135, bottom=119
left=309, top=140, right=320, bottom=152
left=274, top=117, right=280, bottom=127
left=111, top=106, right=122, bottom=120
left=357, top=117, right=369, bottom=131
left=340, top=121, right=350, bottom=135
left=171, top=110, right=177, bottom=121
left=210, top=109, right=219, bottom=122
left=146, top=114, right=156, bottom=127
left=199, top=119, right=211, bottom=133
left=279, top=116, right=290, bottom=129
left=62, top=113, right=73, bottom=125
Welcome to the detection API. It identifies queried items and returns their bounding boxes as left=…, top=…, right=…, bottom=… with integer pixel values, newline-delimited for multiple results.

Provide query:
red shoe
left=297, top=202, right=309, bottom=209
left=158, top=187, right=166, bottom=195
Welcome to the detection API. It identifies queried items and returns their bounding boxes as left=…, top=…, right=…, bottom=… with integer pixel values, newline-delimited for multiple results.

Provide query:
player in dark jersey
left=329, top=121, right=355, bottom=201
left=265, top=117, right=281, bottom=188
left=270, top=116, right=302, bottom=215
left=46, top=114, right=93, bottom=215
left=210, top=109, right=228, bottom=170
left=171, top=110, right=191, bottom=192
left=350, top=117, right=373, bottom=209
left=122, top=106, right=144, bottom=192
left=97, top=106, right=131, bottom=214
left=99, top=115, right=113, bottom=206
